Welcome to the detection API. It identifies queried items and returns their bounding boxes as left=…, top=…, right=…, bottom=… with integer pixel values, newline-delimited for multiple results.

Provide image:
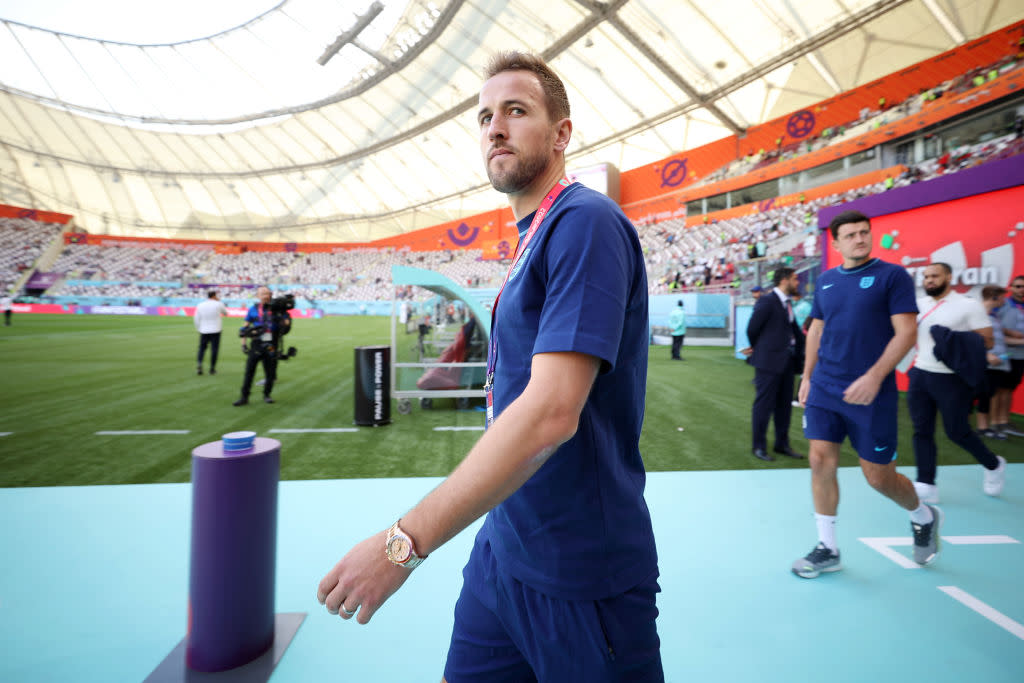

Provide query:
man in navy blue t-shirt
left=317, top=52, right=662, bottom=681
left=792, top=210, right=943, bottom=578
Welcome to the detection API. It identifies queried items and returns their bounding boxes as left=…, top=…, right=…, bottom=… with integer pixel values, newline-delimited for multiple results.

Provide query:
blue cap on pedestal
left=222, top=431, right=256, bottom=453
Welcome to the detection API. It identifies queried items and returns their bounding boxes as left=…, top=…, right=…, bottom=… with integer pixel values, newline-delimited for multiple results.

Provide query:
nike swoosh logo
left=874, top=446, right=887, bottom=451
left=822, top=284, right=834, bottom=289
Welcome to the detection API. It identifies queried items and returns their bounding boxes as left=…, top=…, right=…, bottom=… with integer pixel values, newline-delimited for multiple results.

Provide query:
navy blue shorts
left=443, top=536, right=663, bottom=683
left=802, top=380, right=899, bottom=464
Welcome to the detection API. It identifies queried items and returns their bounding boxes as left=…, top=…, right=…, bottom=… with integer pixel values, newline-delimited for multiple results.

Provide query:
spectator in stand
left=803, top=232, right=818, bottom=258
left=194, top=290, right=227, bottom=375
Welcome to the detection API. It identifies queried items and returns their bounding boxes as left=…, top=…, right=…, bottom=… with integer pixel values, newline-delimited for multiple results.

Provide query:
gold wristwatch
left=385, top=519, right=426, bottom=569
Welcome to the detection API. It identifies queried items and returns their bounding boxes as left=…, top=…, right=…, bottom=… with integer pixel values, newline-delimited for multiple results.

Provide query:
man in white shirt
left=908, top=263, right=1005, bottom=502
left=193, top=290, right=227, bottom=375
left=1, top=294, right=12, bottom=326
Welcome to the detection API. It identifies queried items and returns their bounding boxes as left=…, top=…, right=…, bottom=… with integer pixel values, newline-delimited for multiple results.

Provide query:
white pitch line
left=95, top=430, right=190, bottom=435
left=0, top=432, right=12, bottom=437
left=860, top=535, right=1020, bottom=546
left=433, top=426, right=485, bottom=432
left=944, top=535, right=1020, bottom=545
left=938, top=586, right=1024, bottom=640
left=859, top=535, right=1020, bottom=570
left=268, top=428, right=359, bottom=433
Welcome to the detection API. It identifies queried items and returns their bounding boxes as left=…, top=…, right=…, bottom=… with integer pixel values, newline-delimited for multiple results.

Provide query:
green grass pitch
left=0, top=314, right=1019, bottom=487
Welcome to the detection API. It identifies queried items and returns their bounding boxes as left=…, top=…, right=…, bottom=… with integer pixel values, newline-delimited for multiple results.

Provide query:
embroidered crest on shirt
left=507, top=247, right=531, bottom=282
left=859, top=276, right=875, bottom=289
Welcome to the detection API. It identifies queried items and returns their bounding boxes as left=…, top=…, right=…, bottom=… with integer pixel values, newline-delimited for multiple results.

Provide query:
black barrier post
left=354, top=345, right=391, bottom=426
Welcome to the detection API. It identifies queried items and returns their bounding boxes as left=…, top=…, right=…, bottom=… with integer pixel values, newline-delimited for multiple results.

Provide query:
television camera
left=238, top=293, right=298, bottom=361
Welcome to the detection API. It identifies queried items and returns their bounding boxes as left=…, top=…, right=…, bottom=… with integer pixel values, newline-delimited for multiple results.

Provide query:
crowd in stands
left=641, top=194, right=831, bottom=294
left=39, top=243, right=508, bottom=304
left=50, top=243, right=212, bottom=282
left=697, top=52, right=1022, bottom=186
left=645, top=127, right=1024, bottom=294
left=15, top=127, right=1023, bottom=305
left=0, top=217, right=63, bottom=294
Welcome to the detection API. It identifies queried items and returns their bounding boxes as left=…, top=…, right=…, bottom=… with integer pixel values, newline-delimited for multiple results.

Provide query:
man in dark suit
left=747, top=267, right=805, bottom=461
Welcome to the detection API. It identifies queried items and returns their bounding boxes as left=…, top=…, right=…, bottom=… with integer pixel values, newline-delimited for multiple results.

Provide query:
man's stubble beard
left=487, top=148, right=550, bottom=195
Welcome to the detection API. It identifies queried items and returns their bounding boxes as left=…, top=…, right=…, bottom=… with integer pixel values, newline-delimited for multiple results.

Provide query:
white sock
left=909, top=504, right=934, bottom=525
left=815, top=513, right=837, bottom=551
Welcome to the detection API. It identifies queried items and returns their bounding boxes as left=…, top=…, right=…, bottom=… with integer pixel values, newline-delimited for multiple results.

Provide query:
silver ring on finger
left=341, top=604, right=357, bottom=617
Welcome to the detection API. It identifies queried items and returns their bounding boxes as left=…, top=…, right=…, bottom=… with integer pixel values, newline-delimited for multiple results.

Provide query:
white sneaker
left=983, top=455, right=1007, bottom=496
left=914, top=481, right=940, bottom=504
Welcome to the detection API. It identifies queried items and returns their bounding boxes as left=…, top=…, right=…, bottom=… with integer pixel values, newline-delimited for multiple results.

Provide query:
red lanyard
left=485, top=177, right=574, bottom=396
left=909, top=299, right=946, bottom=369
left=918, top=299, right=946, bottom=325
left=490, top=177, right=574, bottom=322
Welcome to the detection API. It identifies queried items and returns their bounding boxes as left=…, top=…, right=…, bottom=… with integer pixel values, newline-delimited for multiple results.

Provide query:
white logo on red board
left=897, top=227, right=1023, bottom=295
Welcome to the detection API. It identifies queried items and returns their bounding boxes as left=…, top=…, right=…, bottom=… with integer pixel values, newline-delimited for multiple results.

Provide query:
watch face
left=388, top=535, right=411, bottom=563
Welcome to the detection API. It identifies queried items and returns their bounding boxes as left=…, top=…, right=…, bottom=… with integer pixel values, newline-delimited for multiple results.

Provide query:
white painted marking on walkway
left=433, top=426, right=485, bottom=432
left=0, top=432, right=12, bottom=437
left=944, top=535, right=1020, bottom=545
left=860, top=534, right=1020, bottom=569
left=858, top=537, right=918, bottom=569
left=268, top=428, right=359, bottom=433
left=95, top=430, right=190, bottom=435
left=938, top=586, right=1024, bottom=640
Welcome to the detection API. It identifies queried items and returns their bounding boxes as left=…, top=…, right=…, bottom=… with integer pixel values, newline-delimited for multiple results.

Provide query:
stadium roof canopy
left=0, top=0, right=1021, bottom=242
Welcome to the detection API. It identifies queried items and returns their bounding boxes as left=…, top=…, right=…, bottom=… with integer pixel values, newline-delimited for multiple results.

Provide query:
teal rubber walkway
left=2, top=464, right=1021, bottom=682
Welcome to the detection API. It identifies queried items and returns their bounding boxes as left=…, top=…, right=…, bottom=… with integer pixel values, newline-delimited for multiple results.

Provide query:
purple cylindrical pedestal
left=186, top=437, right=280, bottom=673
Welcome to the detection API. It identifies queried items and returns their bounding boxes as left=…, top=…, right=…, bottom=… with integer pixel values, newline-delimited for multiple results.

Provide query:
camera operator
left=233, top=286, right=291, bottom=406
